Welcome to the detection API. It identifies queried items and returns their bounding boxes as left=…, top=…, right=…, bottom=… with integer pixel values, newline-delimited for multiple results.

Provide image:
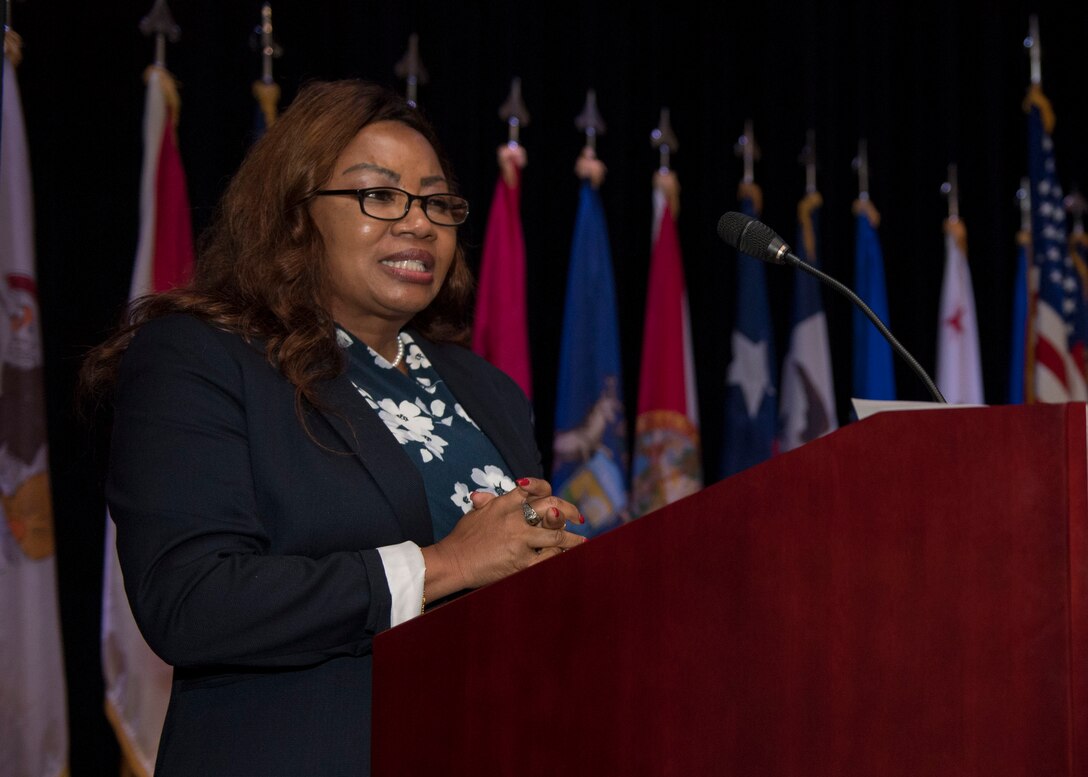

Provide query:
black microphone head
left=716, top=211, right=791, bottom=264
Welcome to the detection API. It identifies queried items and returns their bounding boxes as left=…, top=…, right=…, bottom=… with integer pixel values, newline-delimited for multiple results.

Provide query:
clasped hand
left=420, top=477, right=584, bottom=601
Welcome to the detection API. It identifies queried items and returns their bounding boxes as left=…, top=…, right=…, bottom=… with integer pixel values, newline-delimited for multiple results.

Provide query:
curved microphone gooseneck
left=717, top=211, right=947, bottom=405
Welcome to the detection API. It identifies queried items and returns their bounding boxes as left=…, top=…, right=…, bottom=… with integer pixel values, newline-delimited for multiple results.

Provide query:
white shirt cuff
left=376, top=541, right=426, bottom=627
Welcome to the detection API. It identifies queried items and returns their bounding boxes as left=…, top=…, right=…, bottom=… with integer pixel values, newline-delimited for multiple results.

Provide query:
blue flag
left=780, top=193, right=837, bottom=451
left=1008, top=231, right=1030, bottom=404
left=721, top=193, right=777, bottom=478
left=852, top=202, right=896, bottom=400
left=552, top=181, right=628, bottom=535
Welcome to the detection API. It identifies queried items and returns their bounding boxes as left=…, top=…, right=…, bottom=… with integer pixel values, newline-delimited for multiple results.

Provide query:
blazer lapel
left=313, top=375, right=434, bottom=545
left=423, top=339, right=542, bottom=479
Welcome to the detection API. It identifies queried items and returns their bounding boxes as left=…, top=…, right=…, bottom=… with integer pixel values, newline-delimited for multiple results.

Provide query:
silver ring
left=521, top=501, right=542, bottom=527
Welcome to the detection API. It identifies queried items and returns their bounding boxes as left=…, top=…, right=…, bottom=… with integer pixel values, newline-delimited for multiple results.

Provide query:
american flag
left=1026, top=85, right=1088, bottom=402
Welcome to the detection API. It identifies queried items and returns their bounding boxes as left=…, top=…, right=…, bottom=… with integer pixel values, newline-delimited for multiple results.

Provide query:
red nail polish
left=579, top=514, right=586, bottom=525
left=517, top=478, right=531, bottom=487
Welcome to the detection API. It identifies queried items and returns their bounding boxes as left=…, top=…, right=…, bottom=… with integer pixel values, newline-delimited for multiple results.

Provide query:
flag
left=472, top=155, right=532, bottom=398
left=779, top=191, right=837, bottom=452
left=552, top=179, right=627, bottom=536
left=1024, top=83, right=1088, bottom=402
left=102, top=64, right=194, bottom=777
left=851, top=199, right=896, bottom=400
left=0, top=38, right=69, bottom=777
left=630, top=178, right=701, bottom=517
left=1009, top=227, right=1031, bottom=404
left=934, top=218, right=984, bottom=404
left=721, top=186, right=777, bottom=476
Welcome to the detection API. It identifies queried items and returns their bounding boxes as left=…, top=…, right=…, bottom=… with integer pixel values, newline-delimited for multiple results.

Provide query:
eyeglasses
left=312, top=187, right=470, bottom=226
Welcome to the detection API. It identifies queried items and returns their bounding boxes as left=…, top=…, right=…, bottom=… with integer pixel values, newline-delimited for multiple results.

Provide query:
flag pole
left=251, top=3, right=282, bottom=128
left=0, top=0, right=13, bottom=181
left=941, top=163, right=960, bottom=222
left=1025, top=14, right=1042, bottom=86
left=140, top=0, right=180, bottom=69
left=734, top=119, right=760, bottom=185
left=574, top=89, right=607, bottom=189
left=650, top=107, right=677, bottom=173
left=394, top=33, right=428, bottom=109
left=1017, top=177, right=1031, bottom=233
left=799, top=129, right=817, bottom=195
left=853, top=139, right=870, bottom=201
left=574, top=88, right=605, bottom=153
left=498, top=77, right=530, bottom=148
left=734, top=119, right=762, bottom=213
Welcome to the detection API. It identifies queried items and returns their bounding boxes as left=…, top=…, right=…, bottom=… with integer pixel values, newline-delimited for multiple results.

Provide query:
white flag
left=935, top=220, right=984, bottom=404
left=0, top=49, right=69, bottom=777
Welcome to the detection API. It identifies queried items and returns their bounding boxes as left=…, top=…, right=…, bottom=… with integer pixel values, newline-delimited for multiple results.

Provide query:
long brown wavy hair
left=81, top=80, right=473, bottom=413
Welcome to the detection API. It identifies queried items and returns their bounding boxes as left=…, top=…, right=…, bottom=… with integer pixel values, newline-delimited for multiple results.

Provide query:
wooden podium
left=372, top=404, right=1088, bottom=776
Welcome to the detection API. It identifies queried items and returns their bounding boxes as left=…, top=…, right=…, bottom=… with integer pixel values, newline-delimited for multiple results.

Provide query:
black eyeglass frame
left=311, top=187, right=470, bottom=226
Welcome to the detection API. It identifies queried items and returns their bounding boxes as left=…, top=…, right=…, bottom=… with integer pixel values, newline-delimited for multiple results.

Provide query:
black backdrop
left=11, top=0, right=1088, bottom=771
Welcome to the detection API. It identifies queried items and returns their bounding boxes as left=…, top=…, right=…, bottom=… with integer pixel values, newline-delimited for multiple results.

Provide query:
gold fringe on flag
left=852, top=198, right=881, bottom=228
left=143, top=64, right=182, bottom=128
left=253, top=80, right=280, bottom=128
left=653, top=169, right=680, bottom=218
left=797, top=191, right=823, bottom=258
left=1022, top=83, right=1056, bottom=134
left=737, top=181, right=763, bottom=216
left=3, top=29, right=23, bottom=67
left=944, top=217, right=968, bottom=256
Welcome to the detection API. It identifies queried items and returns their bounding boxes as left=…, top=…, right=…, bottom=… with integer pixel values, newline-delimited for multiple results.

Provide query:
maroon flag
left=472, top=150, right=532, bottom=398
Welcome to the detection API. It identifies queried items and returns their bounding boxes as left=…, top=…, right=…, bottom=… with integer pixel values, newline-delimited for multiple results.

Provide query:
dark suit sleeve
left=106, top=316, right=393, bottom=669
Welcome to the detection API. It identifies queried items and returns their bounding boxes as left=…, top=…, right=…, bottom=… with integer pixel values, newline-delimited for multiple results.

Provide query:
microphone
left=716, top=211, right=946, bottom=404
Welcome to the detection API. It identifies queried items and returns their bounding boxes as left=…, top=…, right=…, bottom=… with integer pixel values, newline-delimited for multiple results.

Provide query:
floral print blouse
left=338, top=328, right=517, bottom=542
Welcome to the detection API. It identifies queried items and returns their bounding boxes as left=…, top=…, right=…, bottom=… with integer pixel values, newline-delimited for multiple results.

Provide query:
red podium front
left=372, top=404, right=1088, bottom=776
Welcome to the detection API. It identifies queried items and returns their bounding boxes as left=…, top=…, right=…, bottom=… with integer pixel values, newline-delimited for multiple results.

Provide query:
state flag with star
left=720, top=187, right=777, bottom=478
left=934, top=217, right=984, bottom=404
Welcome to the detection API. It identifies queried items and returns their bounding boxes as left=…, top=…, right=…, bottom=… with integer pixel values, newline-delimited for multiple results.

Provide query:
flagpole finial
left=1016, top=177, right=1032, bottom=233
left=395, top=33, right=429, bottom=108
left=1024, top=14, right=1042, bottom=86
left=140, top=0, right=180, bottom=68
left=499, top=77, right=531, bottom=147
left=575, top=89, right=606, bottom=152
left=733, top=119, right=760, bottom=185
left=1065, top=188, right=1087, bottom=236
left=941, top=164, right=960, bottom=222
left=852, top=139, right=870, bottom=200
left=250, top=3, right=283, bottom=86
left=799, top=130, right=817, bottom=194
left=650, top=107, right=679, bottom=172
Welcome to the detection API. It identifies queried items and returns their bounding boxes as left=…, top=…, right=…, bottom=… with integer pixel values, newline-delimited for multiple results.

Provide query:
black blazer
left=107, top=314, right=541, bottom=776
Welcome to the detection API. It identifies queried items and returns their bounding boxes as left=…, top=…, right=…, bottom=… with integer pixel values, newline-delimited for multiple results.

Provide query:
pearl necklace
left=388, top=333, right=406, bottom=368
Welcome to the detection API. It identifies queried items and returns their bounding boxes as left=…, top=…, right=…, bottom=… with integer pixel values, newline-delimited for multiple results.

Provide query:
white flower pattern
left=470, top=465, right=516, bottom=495
left=338, top=326, right=516, bottom=536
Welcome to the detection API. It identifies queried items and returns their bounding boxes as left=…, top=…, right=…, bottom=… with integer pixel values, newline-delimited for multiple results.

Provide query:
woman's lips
left=379, top=250, right=435, bottom=283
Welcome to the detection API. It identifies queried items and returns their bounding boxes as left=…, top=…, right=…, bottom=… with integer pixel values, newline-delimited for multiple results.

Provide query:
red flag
left=472, top=162, right=532, bottom=398
left=150, top=118, right=193, bottom=293
left=630, top=182, right=702, bottom=517
left=103, top=65, right=194, bottom=777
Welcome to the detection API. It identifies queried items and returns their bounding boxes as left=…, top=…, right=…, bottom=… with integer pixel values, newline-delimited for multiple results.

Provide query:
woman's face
left=311, top=120, right=457, bottom=338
